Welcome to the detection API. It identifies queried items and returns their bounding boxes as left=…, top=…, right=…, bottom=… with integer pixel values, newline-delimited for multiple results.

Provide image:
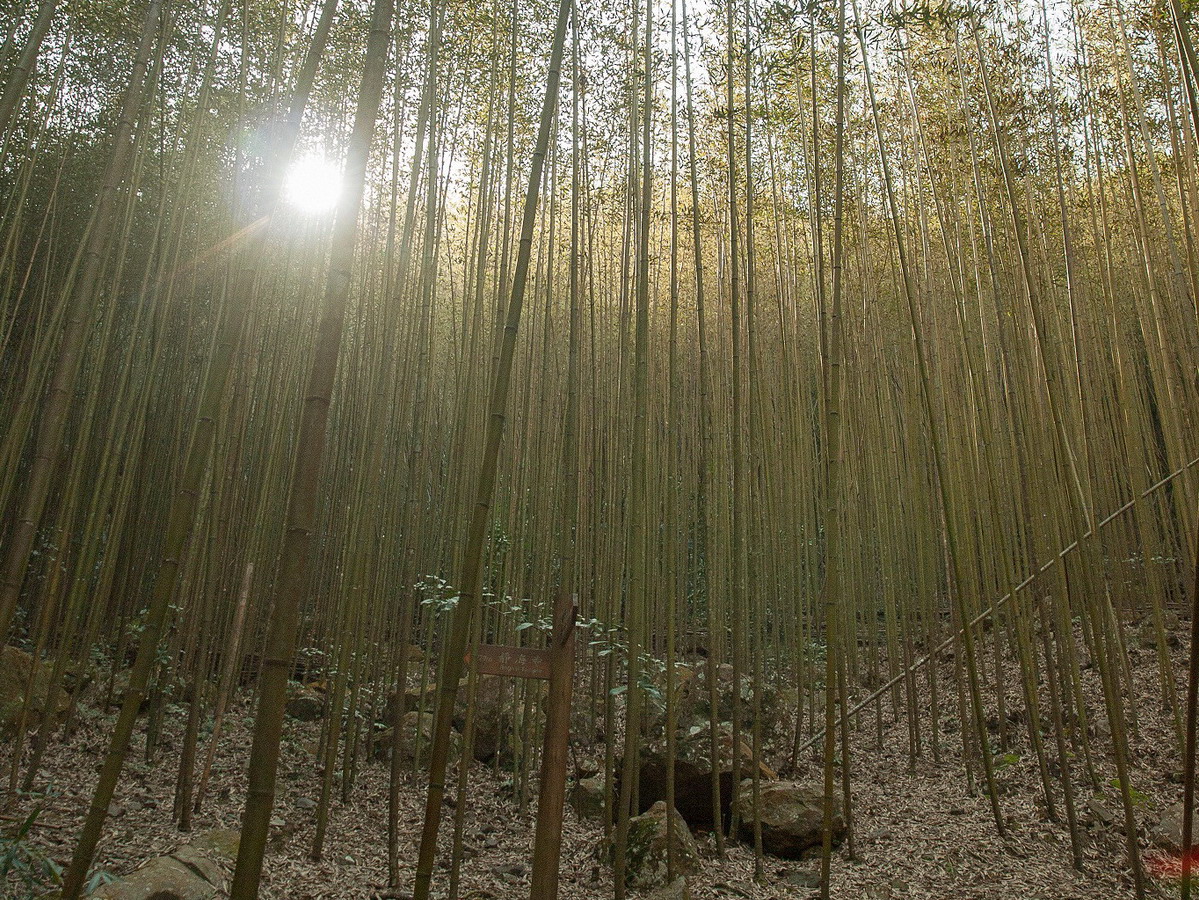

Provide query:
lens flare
left=1146, top=848, right=1199, bottom=882
left=283, top=153, right=342, bottom=215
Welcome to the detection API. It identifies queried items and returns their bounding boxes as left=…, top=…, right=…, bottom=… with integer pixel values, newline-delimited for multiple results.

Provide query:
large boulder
left=62, top=662, right=95, bottom=695
left=284, top=683, right=325, bottom=722
left=645, top=663, right=700, bottom=735
left=458, top=674, right=545, bottom=764
left=639, top=721, right=777, bottom=827
left=399, top=681, right=440, bottom=715
left=91, top=847, right=223, bottom=900
left=371, top=711, right=460, bottom=763
left=105, top=670, right=156, bottom=714
left=1133, top=614, right=1182, bottom=651
left=570, top=774, right=606, bottom=820
left=625, top=802, right=700, bottom=890
left=1152, top=802, right=1199, bottom=853
left=691, top=662, right=782, bottom=729
left=733, top=781, right=845, bottom=859
left=646, top=877, right=691, bottom=900
left=189, top=829, right=240, bottom=861
left=0, top=646, right=70, bottom=738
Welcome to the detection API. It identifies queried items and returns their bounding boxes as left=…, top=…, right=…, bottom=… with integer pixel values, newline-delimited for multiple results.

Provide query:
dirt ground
left=2, top=618, right=1190, bottom=899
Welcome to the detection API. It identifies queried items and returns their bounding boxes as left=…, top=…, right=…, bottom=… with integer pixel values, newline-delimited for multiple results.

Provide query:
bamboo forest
left=2, top=0, right=1199, bottom=896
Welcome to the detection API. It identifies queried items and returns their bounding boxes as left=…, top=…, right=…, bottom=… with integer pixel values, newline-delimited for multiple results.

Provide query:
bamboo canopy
left=1, top=0, right=1198, bottom=897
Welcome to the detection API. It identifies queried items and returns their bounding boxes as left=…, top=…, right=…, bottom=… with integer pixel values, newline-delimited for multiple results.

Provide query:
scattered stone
left=732, top=781, right=845, bottom=859
left=392, top=681, right=439, bottom=716
left=62, top=662, right=95, bottom=695
left=690, top=662, right=782, bottom=729
left=1087, top=797, right=1118, bottom=827
left=1134, top=618, right=1182, bottom=651
left=285, top=683, right=326, bottom=722
left=106, top=672, right=151, bottom=714
left=624, top=802, right=700, bottom=890
left=710, top=882, right=752, bottom=897
left=490, top=862, right=527, bottom=877
left=296, top=797, right=317, bottom=811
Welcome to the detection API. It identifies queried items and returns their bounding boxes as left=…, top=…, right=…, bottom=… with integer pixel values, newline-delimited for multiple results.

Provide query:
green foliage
left=416, top=574, right=460, bottom=614
left=994, top=752, right=1020, bottom=770
left=0, top=806, right=62, bottom=894
left=84, top=870, right=119, bottom=895
left=578, top=616, right=664, bottom=704
left=1107, top=777, right=1151, bottom=808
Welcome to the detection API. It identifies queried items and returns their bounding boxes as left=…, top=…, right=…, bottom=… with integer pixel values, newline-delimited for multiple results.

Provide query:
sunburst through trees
left=1, top=0, right=1198, bottom=897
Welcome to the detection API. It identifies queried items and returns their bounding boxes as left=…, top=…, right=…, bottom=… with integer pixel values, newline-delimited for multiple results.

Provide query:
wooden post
left=458, top=596, right=575, bottom=900
left=529, top=595, right=577, bottom=900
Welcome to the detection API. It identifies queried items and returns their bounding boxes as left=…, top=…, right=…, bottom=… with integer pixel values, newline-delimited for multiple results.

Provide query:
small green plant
left=994, top=752, right=1020, bottom=770
left=416, top=575, right=460, bottom=614
left=0, top=806, right=62, bottom=894
left=1108, top=777, right=1151, bottom=808
left=84, top=869, right=119, bottom=895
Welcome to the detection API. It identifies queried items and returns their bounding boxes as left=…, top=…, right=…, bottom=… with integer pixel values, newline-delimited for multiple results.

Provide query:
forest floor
left=2, top=615, right=1191, bottom=900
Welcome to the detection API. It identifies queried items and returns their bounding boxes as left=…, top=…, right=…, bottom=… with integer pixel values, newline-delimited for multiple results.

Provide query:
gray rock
left=91, top=851, right=221, bottom=900
left=371, top=711, right=461, bottom=763
left=625, top=802, right=700, bottom=890
left=784, top=869, right=821, bottom=889
left=639, top=721, right=777, bottom=828
left=1153, top=801, right=1199, bottom=852
left=285, top=684, right=325, bottom=722
left=491, top=862, right=527, bottom=877
left=571, top=774, right=606, bottom=820
left=645, top=876, right=691, bottom=900
left=189, top=829, right=240, bottom=860
left=0, top=645, right=70, bottom=738
left=732, top=781, right=845, bottom=859
left=1087, top=797, right=1118, bottom=827
left=459, top=675, right=546, bottom=764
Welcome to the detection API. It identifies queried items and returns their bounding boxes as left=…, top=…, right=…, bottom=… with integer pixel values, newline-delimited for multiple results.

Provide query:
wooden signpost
left=467, top=644, right=553, bottom=680
left=466, top=597, right=576, bottom=900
